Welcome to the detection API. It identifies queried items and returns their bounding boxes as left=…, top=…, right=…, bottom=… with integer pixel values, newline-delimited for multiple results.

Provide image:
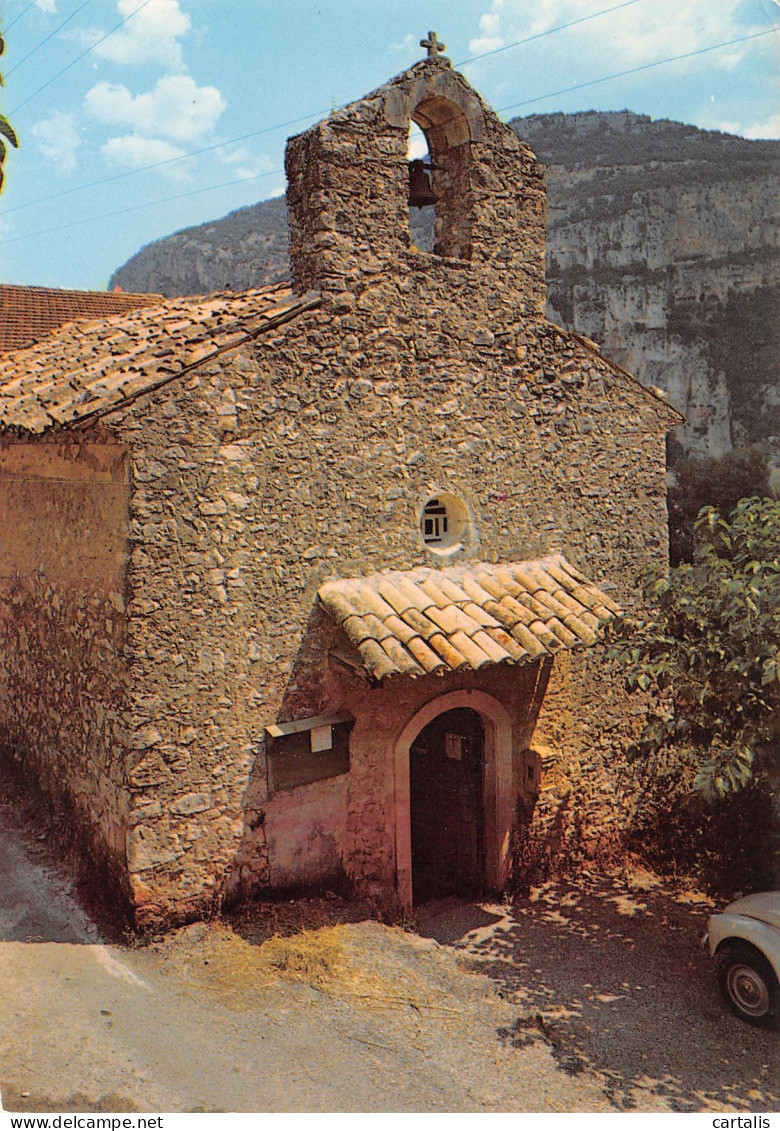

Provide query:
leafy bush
left=0, top=31, right=19, bottom=194
left=626, top=780, right=776, bottom=893
left=668, top=449, right=772, bottom=565
left=608, top=497, right=780, bottom=801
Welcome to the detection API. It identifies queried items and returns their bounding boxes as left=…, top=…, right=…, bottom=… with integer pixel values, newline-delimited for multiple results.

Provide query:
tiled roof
left=0, top=284, right=320, bottom=434
left=0, top=283, right=163, bottom=353
left=318, top=553, right=620, bottom=681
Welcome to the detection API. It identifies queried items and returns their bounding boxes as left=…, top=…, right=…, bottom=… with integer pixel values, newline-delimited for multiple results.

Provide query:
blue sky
left=1, top=0, right=778, bottom=291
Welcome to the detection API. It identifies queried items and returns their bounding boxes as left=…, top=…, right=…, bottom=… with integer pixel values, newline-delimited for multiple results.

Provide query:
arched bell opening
left=407, top=122, right=435, bottom=254
left=406, top=95, right=474, bottom=262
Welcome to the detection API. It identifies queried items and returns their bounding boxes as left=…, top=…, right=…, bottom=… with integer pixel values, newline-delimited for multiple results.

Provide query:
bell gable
left=285, top=47, right=547, bottom=311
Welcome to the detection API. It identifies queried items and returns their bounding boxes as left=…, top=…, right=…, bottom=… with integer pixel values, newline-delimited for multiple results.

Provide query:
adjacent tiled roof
left=318, top=553, right=621, bottom=681
left=0, top=283, right=163, bottom=353
left=0, top=283, right=320, bottom=434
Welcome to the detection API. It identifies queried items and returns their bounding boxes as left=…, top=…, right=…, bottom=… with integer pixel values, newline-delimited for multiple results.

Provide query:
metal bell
left=408, top=159, right=436, bottom=208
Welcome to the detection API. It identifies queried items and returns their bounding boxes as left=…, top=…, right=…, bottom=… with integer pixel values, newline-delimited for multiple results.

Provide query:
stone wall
left=88, top=273, right=673, bottom=922
left=286, top=58, right=547, bottom=312
left=0, top=440, right=132, bottom=890
left=0, top=60, right=677, bottom=924
left=524, top=646, right=649, bottom=869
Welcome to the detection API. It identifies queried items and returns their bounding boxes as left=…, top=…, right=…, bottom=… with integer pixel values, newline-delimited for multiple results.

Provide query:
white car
left=706, top=892, right=780, bottom=1027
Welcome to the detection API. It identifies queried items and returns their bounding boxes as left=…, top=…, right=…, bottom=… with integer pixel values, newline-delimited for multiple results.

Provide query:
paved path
left=1, top=781, right=776, bottom=1113
left=0, top=790, right=612, bottom=1113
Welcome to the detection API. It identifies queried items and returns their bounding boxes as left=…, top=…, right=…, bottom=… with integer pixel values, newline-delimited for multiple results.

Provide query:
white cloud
left=34, top=0, right=58, bottom=12
left=31, top=111, right=81, bottom=175
left=407, top=122, right=429, bottom=159
left=390, top=33, right=418, bottom=54
left=101, top=134, right=187, bottom=169
left=723, top=111, right=780, bottom=138
left=468, top=0, right=757, bottom=69
left=84, top=75, right=226, bottom=143
left=470, top=7, right=505, bottom=54
left=90, top=0, right=191, bottom=68
left=218, top=146, right=276, bottom=181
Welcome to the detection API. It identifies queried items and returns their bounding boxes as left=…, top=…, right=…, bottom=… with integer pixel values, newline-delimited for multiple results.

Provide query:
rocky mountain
left=111, top=195, right=291, bottom=297
left=519, top=111, right=778, bottom=461
left=110, top=111, right=779, bottom=461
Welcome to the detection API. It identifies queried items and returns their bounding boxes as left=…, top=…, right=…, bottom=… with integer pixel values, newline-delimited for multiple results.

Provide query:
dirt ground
left=0, top=783, right=777, bottom=1114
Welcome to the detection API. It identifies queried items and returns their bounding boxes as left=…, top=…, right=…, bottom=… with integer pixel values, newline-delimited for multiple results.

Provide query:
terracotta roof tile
left=318, top=553, right=620, bottom=681
left=0, top=283, right=321, bottom=434
left=359, top=639, right=398, bottom=682
left=460, top=600, right=499, bottom=629
left=505, top=621, right=549, bottom=660
left=379, top=635, right=421, bottom=675
left=0, top=284, right=163, bottom=354
left=449, top=630, right=494, bottom=668
left=428, top=632, right=470, bottom=671
left=425, top=603, right=475, bottom=637
left=375, top=578, right=414, bottom=617
left=402, top=607, right=442, bottom=641
left=382, top=613, right=422, bottom=647
left=482, top=625, right=527, bottom=662
left=406, top=635, right=447, bottom=674
left=342, top=613, right=379, bottom=648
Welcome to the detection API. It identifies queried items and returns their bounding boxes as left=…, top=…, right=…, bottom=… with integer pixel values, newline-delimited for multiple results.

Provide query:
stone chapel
left=0, top=38, right=680, bottom=927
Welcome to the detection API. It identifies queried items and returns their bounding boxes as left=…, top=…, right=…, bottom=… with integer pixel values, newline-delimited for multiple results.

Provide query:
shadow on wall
left=225, top=606, right=575, bottom=909
left=511, top=792, right=575, bottom=896
left=225, top=605, right=356, bottom=908
left=0, top=755, right=121, bottom=943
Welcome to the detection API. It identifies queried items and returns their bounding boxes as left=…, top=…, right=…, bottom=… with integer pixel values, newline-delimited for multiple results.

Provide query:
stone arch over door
left=393, top=689, right=513, bottom=907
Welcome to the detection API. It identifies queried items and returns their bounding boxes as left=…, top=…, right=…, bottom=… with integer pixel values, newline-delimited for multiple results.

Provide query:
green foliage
left=626, top=781, right=777, bottom=893
left=608, top=497, right=780, bottom=802
left=668, top=448, right=772, bottom=565
left=0, top=30, right=19, bottom=194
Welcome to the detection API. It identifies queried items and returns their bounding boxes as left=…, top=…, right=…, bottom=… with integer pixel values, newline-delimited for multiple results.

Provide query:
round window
left=420, top=492, right=471, bottom=554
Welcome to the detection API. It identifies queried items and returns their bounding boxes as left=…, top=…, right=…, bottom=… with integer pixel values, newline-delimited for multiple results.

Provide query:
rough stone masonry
left=0, top=45, right=681, bottom=927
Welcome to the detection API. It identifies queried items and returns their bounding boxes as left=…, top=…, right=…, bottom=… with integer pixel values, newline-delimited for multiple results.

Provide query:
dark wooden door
left=410, top=707, right=484, bottom=904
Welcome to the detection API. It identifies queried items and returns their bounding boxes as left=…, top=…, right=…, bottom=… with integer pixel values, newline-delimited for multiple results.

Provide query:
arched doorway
left=393, top=690, right=513, bottom=908
left=409, top=707, right=485, bottom=903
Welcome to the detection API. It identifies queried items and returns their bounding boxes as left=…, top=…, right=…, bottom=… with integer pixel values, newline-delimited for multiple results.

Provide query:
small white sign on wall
left=310, top=724, right=333, bottom=753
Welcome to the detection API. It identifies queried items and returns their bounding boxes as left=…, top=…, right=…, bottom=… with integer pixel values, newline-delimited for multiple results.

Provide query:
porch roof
left=318, top=553, right=621, bottom=681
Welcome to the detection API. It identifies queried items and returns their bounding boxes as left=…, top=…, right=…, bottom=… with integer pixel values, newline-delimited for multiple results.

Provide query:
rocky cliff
left=109, top=112, right=779, bottom=460
left=518, top=111, right=778, bottom=460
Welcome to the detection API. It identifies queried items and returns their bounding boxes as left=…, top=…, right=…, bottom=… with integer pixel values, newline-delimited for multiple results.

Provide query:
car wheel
left=717, top=945, right=779, bottom=1027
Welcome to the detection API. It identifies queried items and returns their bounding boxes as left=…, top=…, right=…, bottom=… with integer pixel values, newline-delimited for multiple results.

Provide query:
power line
left=3, top=23, right=777, bottom=246
left=454, top=0, right=644, bottom=67
left=1, top=108, right=331, bottom=217
left=2, top=0, right=652, bottom=215
left=10, top=0, right=156, bottom=115
left=497, top=26, right=779, bottom=114
left=2, top=2, right=39, bottom=34
left=3, top=167, right=285, bottom=243
left=6, top=0, right=96, bottom=77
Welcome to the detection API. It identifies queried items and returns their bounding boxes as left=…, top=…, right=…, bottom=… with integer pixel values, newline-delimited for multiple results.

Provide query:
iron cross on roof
left=420, top=31, right=447, bottom=60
